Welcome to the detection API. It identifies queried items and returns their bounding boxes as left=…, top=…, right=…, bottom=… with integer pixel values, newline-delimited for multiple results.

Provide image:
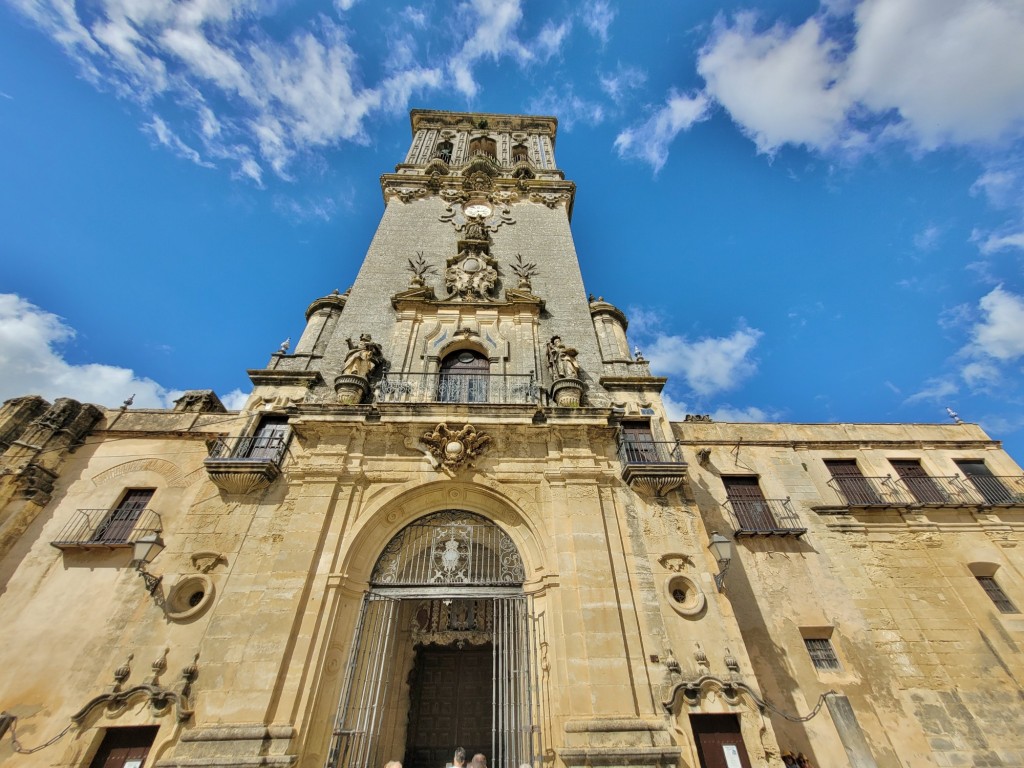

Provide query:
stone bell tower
left=275, top=109, right=656, bottom=413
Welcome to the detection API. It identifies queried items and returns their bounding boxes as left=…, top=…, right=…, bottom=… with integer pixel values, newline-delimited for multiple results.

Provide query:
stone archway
left=325, top=511, right=536, bottom=768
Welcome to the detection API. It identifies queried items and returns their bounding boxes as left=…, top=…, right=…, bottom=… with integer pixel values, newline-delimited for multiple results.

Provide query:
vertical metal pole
left=326, top=593, right=372, bottom=768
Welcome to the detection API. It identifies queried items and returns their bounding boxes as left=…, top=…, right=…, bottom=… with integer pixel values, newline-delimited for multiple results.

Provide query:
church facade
left=1, top=110, right=1023, bottom=768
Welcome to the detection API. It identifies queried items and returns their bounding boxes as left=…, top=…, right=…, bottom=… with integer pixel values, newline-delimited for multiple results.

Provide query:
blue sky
left=3, top=0, right=1024, bottom=461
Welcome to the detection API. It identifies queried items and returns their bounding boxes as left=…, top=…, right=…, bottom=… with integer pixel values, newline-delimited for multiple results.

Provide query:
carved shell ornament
left=421, top=423, right=492, bottom=472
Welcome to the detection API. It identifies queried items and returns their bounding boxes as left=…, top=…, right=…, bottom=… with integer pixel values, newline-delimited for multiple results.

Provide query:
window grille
left=804, top=638, right=840, bottom=671
left=977, top=576, right=1019, bottom=614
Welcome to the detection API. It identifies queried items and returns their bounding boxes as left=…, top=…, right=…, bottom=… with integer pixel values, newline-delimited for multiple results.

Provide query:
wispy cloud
left=645, top=324, right=764, bottom=396
left=913, top=224, right=941, bottom=251
left=614, top=90, right=711, bottom=172
left=528, top=87, right=604, bottom=130
left=580, top=0, right=616, bottom=44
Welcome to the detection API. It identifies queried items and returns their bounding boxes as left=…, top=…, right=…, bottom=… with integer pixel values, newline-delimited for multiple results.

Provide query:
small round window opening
left=665, top=575, right=706, bottom=618
left=165, top=574, right=214, bottom=621
left=672, top=587, right=688, bottom=604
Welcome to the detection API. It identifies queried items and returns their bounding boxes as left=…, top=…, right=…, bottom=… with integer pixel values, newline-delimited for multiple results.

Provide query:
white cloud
left=11, top=0, right=443, bottom=182
left=710, top=405, right=776, bottom=422
left=448, top=0, right=532, bottom=99
left=695, top=1, right=1024, bottom=156
left=645, top=325, right=764, bottom=396
left=977, top=231, right=1024, bottom=254
left=969, top=285, right=1024, bottom=361
left=581, top=0, right=615, bottom=44
left=536, top=20, right=571, bottom=61
left=905, top=376, right=958, bottom=404
left=220, top=388, right=251, bottom=410
left=600, top=65, right=646, bottom=105
left=614, top=91, right=711, bottom=172
left=528, top=87, right=604, bottom=130
left=698, top=13, right=850, bottom=154
left=0, top=293, right=171, bottom=408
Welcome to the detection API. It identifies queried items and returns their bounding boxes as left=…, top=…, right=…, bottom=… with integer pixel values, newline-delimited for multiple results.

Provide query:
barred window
left=977, top=576, right=1019, bottom=614
left=804, top=638, right=840, bottom=671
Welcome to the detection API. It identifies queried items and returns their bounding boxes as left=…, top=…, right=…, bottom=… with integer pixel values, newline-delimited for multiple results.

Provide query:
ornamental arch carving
left=91, top=458, right=195, bottom=488
left=338, top=479, right=547, bottom=588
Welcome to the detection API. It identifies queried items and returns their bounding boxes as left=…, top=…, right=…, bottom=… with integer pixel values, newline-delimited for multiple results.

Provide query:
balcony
left=618, top=439, right=688, bottom=496
left=203, top=433, right=289, bottom=494
left=724, top=498, right=806, bottom=537
left=828, top=474, right=1024, bottom=509
left=52, top=508, right=162, bottom=550
left=376, top=372, right=538, bottom=405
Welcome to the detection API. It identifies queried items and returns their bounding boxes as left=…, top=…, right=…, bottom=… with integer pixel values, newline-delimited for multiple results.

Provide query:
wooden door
left=438, top=351, right=489, bottom=403
left=621, top=422, right=659, bottom=463
left=891, top=460, right=946, bottom=503
left=825, top=460, right=880, bottom=505
left=94, top=489, right=153, bottom=544
left=89, top=726, right=159, bottom=768
left=246, top=417, right=289, bottom=459
left=690, top=714, right=752, bottom=768
left=405, top=644, right=493, bottom=768
left=722, top=476, right=774, bottom=530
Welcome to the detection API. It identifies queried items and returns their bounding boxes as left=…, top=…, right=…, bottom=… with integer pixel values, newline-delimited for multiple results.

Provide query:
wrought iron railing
left=617, top=439, right=686, bottom=466
left=206, top=434, right=289, bottom=464
left=960, top=475, right=1024, bottom=506
left=890, top=475, right=983, bottom=505
left=51, top=508, right=162, bottom=549
left=829, top=473, right=1024, bottom=508
left=827, top=475, right=908, bottom=507
left=724, top=498, right=806, bottom=536
left=376, top=372, right=538, bottom=405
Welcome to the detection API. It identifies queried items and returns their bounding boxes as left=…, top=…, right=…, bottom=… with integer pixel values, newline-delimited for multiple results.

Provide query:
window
left=825, top=459, right=881, bottom=505
left=93, top=489, right=154, bottom=544
left=243, top=416, right=289, bottom=459
left=956, top=459, right=1013, bottom=504
left=433, top=140, right=453, bottom=163
left=437, top=350, right=489, bottom=403
left=804, top=637, right=841, bottom=671
left=723, top=476, right=775, bottom=531
left=468, top=136, right=497, bottom=160
left=890, top=459, right=946, bottom=503
left=620, top=421, right=658, bottom=463
left=977, top=576, right=1019, bottom=614
left=511, top=143, right=529, bottom=163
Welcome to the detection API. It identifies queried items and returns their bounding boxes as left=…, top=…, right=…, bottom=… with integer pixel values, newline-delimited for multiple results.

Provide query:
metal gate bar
left=493, top=595, right=534, bottom=768
left=326, top=594, right=400, bottom=768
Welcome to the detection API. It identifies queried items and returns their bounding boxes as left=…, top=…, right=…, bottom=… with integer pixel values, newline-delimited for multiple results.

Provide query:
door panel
left=825, top=460, right=881, bottom=505
left=722, top=477, right=776, bottom=530
left=405, top=645, right=493, bottom=768
left=690, top=715, right=752, bottom=768
left=89, top=726, right=159, bottom=768
left=891, top=460, right=946, bottom=503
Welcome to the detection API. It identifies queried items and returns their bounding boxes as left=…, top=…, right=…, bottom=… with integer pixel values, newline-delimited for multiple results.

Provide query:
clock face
left=464, top=203, right=492, bottom=218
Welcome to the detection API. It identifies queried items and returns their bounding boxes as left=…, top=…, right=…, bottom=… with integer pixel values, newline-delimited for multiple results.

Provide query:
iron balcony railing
left=960, top=474, right=1024, bottom=506
left=376, top=372, right=538, bottom=405
left=206, top=434, right=289, bottom=464
left=724, top=498, right=807, bottom=537
left=827, top=475, right=909, bottom=507
left=829, top=473, right=1024, bottom=508
left=51, top=507, right=162, bottom=549
left=617, top=439, right=686, bottom=466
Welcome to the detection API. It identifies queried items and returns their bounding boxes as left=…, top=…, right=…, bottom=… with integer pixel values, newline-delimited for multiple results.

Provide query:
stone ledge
left=565, top=718, right=668, bottom=733
left=559, top=746, right=682, bottom=766
left=180, top=724, right=295, bottom=742
left=156, top=758, right=295, bottom=768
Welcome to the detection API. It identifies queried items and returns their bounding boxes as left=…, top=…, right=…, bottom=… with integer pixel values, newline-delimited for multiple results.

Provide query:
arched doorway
left=438, top=350, right=490, bottom=403
left=326, top=512, right=536, bottom=768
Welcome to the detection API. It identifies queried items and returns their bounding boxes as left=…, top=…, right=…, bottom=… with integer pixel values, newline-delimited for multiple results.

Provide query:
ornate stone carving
left=445, top=245, right=499, bottom=300
left=683, top=414, right=713, bottom=423
left=421, top=423, right=492, bottom=471
left=546, top=335, right=582, bottom=380
left=411, top=599, right=492, bottom=649
left=659, top=553, right=693, bottom=572
left=407, top=251, right=437, bottom=288
left=341, top=334, right=384, bottom=379
left=529, top=191, right=572, bottom=209
left=509, top=253, right=539, bottom=291
left=173, top=390, right=227, bottom=413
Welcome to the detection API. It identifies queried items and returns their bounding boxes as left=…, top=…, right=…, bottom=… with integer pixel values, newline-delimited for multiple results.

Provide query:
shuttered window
left=977, top=576, right=1019, bottom=614
left=804, top=638, right=840, bottom=671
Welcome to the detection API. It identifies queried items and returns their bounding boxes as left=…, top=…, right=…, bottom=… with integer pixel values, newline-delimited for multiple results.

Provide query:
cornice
left=410, top=109, right=558, bottom=137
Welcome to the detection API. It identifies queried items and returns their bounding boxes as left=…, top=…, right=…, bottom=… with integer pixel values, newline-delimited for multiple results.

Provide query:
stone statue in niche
left=342, top=334, right=384, bottom=378
left=546, top=336, right=581, bottom=380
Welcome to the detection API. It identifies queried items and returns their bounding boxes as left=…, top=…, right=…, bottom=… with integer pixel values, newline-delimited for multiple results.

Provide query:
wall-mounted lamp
left=132, top=530, right=166, bottom=595
left=708, top=531, right=733, bottom=592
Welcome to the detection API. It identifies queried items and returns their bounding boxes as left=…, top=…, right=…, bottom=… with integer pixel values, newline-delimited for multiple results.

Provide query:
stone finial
left=150, top=648, right=169, bottom=685
left=113, top=653, right=133, bottom=690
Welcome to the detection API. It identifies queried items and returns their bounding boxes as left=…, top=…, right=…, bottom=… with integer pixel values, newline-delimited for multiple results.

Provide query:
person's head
left=384, top=762, right=402, bottom=768
left=781, top=752, right=795, bottom=766
left=796, top=754, right=810, bottom=767
left=454, top=748, right=466, bottom=765
left=471, top=753, right=487, bottom=768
